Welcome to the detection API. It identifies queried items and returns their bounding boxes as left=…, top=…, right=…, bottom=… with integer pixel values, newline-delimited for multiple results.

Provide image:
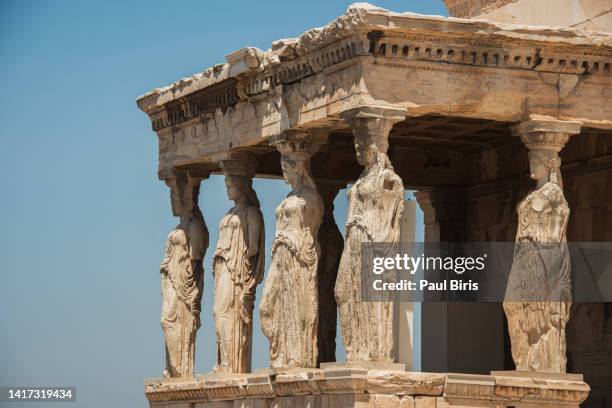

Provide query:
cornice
left=136, top=3, right=612, bottom=133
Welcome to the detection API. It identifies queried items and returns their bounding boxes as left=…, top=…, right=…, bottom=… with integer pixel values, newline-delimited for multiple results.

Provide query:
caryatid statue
left=259, top=131, right=324, bottom=368
left=335, top=105, right=406, bottom=363
left=160, top=173, right=209, bottom=378
left=504, top=120, right=581, bottom=373
left=212, top=155, right=265, bottom=374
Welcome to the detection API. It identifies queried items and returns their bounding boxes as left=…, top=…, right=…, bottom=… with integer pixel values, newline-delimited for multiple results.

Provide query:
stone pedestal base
left=320, top=361, right=406, bottom=371
left=144, top=367, right=589, bottom=408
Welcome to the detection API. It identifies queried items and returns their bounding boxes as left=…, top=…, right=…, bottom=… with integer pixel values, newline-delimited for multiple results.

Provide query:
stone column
left=504, top=119, right=581, bottom=373
left=398, top=199, right=417, bottom=370
left=335, top=105, right=406, bottom=363
left=159, top=169, right=210, bottom=378
left=259, top=130, right=324, bottom=368
left=315, top=180, right=345, bottom=366
left=211, top=153, right=264, bottom=374
left=414, top=188, right=466, bottom=243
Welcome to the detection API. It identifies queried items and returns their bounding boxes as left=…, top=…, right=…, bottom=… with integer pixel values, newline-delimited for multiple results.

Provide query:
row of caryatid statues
left=158, top=103, right=582, bottom=378
left=159, top=105, right=406, bottom=378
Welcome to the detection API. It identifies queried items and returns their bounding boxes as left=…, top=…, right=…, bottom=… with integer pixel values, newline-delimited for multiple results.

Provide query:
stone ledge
left=144, top=369, right=589, bottom=407
left=136, top=2, right=612, bottom=113
left=444, top=371, right=590, bottom=407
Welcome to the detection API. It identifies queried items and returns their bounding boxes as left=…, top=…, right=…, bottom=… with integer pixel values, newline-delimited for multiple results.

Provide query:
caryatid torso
left=346, top=164, right=404, bottom=243
left=516, top=182, right=569, bottom=244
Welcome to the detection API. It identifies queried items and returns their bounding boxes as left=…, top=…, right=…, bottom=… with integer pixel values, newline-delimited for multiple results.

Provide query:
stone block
left=233, top=398, right=271, bottom=408
left=400, top=396, right=415, bottom=408
left=415, top=396, right=436, bottom=408
left=319, top=394, right=359, bottom=407
left=320, top=366, right=367, bottom=394
left=270, top=395, right=317, bottom=408
left=195, top=401, right=233, bottom=408
left=321, top=362, right=406, bottom=371
left=372, top=394, right=401, bottom=408
left=367, top=371, right=445, bottom=396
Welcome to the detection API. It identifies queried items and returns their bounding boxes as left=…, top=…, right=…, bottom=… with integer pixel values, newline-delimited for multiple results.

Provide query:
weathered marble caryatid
left=259, top=131, right=324, bottom=368
left=335, top=105, right=406, bottom=363
left=504, top=119, right=581, bottom=373
left=315, top=180, right=345, bottom=365
left=212, top=154, right=264, bottom=374
left=160, top=173, right=209, bottom=378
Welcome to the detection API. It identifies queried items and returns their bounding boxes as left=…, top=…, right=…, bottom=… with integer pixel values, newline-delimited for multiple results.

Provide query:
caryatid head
left=273, top=134, right=318, bottom=190
left=340, top=105, right=405, bottom=169
left=218, top=155, right=258, bottom=204
left=527, top=149, right=562, bottom=183
left=166, top=176, right=202, bottom=218
left=354, top=133, right=384, bottom=167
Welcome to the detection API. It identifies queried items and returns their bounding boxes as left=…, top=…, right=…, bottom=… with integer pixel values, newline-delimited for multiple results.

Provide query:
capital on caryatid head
left=215, top=152, right=258, bottom=178
left=512, top=119, right=582, bottom=185
left=512, top=119, right=582, bottom=153
left=270, top=129, right=325, bottom=160
left=340, top=104, right=406, bottom=153
left=160, top=169, right=210, bottom=218
left=270, top=129, right=325, bottom=191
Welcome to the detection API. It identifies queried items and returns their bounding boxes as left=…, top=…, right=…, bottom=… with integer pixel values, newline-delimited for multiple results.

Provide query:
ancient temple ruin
left=137, top=1, right=612, bottom=407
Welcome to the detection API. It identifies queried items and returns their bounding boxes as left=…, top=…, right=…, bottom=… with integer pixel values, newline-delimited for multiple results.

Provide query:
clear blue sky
left=0, top=1, right=441, bottom=407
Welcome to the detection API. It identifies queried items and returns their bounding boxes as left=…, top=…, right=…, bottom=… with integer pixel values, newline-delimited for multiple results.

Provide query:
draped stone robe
left=335, top=156, right=404, bottom=362
left=213, top=205, right=265, bottom=373
left=160, top=215, right=207, bottom=378
left=260, top=191, right=323, bottom=368
left=504, top=180, right=571, bottom=373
